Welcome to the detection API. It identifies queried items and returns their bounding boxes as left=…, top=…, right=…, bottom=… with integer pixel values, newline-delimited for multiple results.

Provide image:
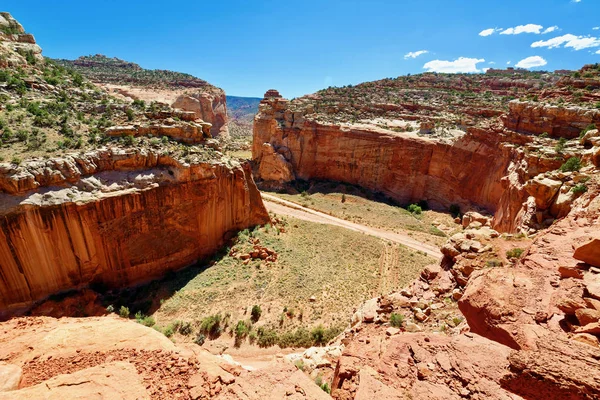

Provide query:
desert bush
left=119, top=306, right=130, bottom=318
left=559, top=157, right=582, bottom=172
left=251, top=304, right=262, bottom=322
left=407, top=204, right=422, bottom=215
left=194, top=333, right=206, bottom=345
left=390, top=313, right=404, bottom=328
left=234, top=320, right=251, bottom=340
left=506, top=248, right=524, bottom=259
left=256, top=327, right=278, bottom=348
left=134, top=311, right=156, bottom=327
left=554, top=137, right=567, bottom=154
left=572, top=184, right=588, bottom=194
left=199, top=314, right=223, bottom=338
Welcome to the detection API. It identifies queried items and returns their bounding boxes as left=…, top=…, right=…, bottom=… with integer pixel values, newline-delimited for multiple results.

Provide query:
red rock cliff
left=0, top=147, right=269, bottom=317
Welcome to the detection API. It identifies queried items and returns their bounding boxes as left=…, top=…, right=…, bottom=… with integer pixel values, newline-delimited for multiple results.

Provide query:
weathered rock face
left=0, top=12, right=43, bottom=67
left=172, top=91, right=229, bottom=138
left=503, top=101, right=600, bottom=138
left=253, top=96, right=546, bottom=232
left=0, top=147, right=269, bottom=316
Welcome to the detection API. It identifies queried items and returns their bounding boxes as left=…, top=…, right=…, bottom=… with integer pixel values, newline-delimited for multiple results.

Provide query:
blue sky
left=3, top=0, right=600, bottom=98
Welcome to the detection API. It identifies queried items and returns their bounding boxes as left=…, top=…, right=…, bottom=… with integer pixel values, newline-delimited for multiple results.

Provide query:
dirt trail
left=261, top=193, right=442, bottom=259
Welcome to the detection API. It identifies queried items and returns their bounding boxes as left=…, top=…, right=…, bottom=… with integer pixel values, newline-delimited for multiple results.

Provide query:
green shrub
left=539, top=132, right=549, bottom=138
left=294, top=360, right=305, bottom=371
left=572, top=184, right=588, bottom=195
left=506, top=248, right=524, bottom=259
left=194, top=333, right=206, bottom=345
left=123, top=135, right=135, bottom=146
left=251, top=305, right=262, bottom=322
left=235, top=320, right=251, bottom=340
left=199, top=314, right=223, bottom=338
left=407, top=204, right=422, bottom=215
left=119, top=306, right=130, bottom=318
left=257, top=327, right=279, bottom=348
left=320, top=382, right=331, bottom=394
left=554, top=137, right=567, bottom=154
left=132, top=99, right=146, bottom=109
left=311, top=325, right=326, bottom=346
left=390, top=313, right=404, bottom=328
left=134, top=311, right=156, bottom=327
left=559, top=157, right=582, bottom=172
left=163, top=325, right=174, bottom=338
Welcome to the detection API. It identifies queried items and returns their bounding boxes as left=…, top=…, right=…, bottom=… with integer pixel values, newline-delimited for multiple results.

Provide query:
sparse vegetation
left=390, top=313, right=404, bottom=328
left=251, top=305, right=262, bottom=322
left=572, top=183, right=588, bottom=194
left=506, top=248, right=525, bottom=259
left=559, top=157, right=582, bottom=172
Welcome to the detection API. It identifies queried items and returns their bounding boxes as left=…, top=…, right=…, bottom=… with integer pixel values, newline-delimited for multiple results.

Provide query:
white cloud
left=500, top=24, right=543, bottom=35
left=489, top=61, right=496, bottom=65
left=479, top=28, right=496, bottom=37
left=596, top=49, right=600, bottom=54
left=593, top=27, right=600, bottom=30
left=543, top=26, right=559, bottom=34
left=423, top=57, right=486, bottom=73
left=515, top=56, right=548, bottom=69
left=532, top=33, right=600, bottom=50
left=572, top=0, right=581, bottom=3
left=507, top=61, right=512, bottom=65
left=404, top=50, right=429, bottom=59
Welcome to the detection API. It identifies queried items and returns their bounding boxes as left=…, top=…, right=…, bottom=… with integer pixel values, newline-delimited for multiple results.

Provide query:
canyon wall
left=0, top=147, right=269, bottom=317
left=172, top=91, right=229, bottom=138
left=504, top=101, right=600, bottom=138
left=253, top=96, right=538, bottom=232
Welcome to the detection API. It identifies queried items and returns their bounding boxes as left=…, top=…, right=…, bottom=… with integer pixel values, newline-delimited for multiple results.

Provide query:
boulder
left=574, top=237, right=600, bottom=268
left=0, top=363, right=22, bottom=392
left=256, top=143, right=294, bottom=183
left=524, top=176, right=562, bottom=210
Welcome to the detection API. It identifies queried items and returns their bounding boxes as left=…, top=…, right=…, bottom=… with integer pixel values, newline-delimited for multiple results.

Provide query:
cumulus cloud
left=479, top=28, right=497, bottom=37
left=596, top=49, right=600, bottom=54
left=593, top=27, right=600, bottom=30
left=532, top=34, right=600, bottom=50
left=500, top=24, right=543, bottom=35
left=423, top=57, right=486, bottom=73
left=543, top=26, right=559, bottom=34
left=515, top=56, right=548, bottom=69
left=404, top=50, right=429, bottom=59
left=507, top=61, right=512, bottom=65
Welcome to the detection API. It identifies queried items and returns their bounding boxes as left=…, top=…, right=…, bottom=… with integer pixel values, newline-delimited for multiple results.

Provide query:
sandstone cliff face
left=504, top=100, right=600, bottom=138
left=253, top=96, right=550, bottom=232
left=0, top=12, right=43, bottom=67
left=0, top=147, right=269, bottom=317
left=172, top=91, right=229, bottom=138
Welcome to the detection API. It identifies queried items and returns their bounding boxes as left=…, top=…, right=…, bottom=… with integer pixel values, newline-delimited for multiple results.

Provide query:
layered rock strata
left=0, top=146, right=269, bottom=316
left=172, top=91, right=229, bottom=138
left=253, top=93, right=593, bottom=232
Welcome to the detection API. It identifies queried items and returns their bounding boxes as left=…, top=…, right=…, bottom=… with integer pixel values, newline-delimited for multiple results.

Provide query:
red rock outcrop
left=253, top=95, right=563, bottom=232
left=172, top=91, right=229, bottom=138
left=0, top=146, right=269, bottom=317
left=503, top=101, right=600, bottom=138
left=0, top=12, right=43, bottom=67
